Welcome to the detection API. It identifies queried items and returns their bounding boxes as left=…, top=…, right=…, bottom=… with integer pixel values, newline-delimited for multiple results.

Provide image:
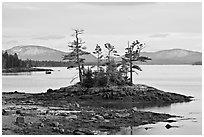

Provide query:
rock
left=52, top=127, right=60, bottom=132
left=47, top=88, right=53, bottom=93
left=91, top=117, right=97, bottom=121
left=164, top=119, right=177, bottom=123
left=2, top=101, right=7, bottom=105
left=74, top=103, right=80, bottom=108
left=95, top=115, right=104, bottom=120
left=99, top=125, right=120, bottom=130
left=16, top=110, right=22, bottom=115
left=73, top=129, right=94, bottom=135
left=2, top=109, right=8, bottom=115
left=165, top=124, right=172, bottom=129
left=51, top=122, right=60, bottom=127
left=24, top=100, right=35, bottom=104
left=132, top=107, right=137, bottom=111
left=46, top=110, right=49, bottom=114
left=15, top=116, right=25, bottom=125
left=104, top=119, right=110, bottom=123
left=79, top=95, right=93, bottom=99
left=116, top=113, right=130, bottom=118
left=142, top=120, right=149, bottom=125
left=59, top=128, right=65, bottom=134
left=145, top=127, right=153, bottom=130
left=58, top=112, right=68, bottom=116
left=39, top=123, right=45, bottom=127
left=66, top=115, right=77, bottom=120
left=103, top=113, right=114, bottom=119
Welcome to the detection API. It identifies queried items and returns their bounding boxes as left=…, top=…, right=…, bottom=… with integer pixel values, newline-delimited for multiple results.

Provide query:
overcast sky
left=2, top=2, right=202, bottom=54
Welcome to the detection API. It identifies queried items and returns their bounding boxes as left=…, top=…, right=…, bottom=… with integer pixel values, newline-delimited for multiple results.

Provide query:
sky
left=2, top=2, right=202, bottom=54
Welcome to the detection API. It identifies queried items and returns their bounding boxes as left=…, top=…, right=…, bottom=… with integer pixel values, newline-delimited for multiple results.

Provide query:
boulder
left=73, top=129, right=94, bottom=135
left=59, top=128, right=65, bottom=134
left=52, top=127, right=60, bottom=132
left=142, top=120, right=149, bottom=125
left=47, top=88, right=53, bottom=93
left=16, top=110, right=22, bottom=115
left=95, top=115, right=104, bottom=120
left=164, top=119, right=177, bottom=123
left=15, top=116, right=25, bottom=125
left=116, top=113, right=130, bottom=118
left=51, top=122, right=60, bottom=127
left=165, top=124, right=172, bottom=129
left=2, top=109, right=8, bottom=115
left=66, top=115, right=78, bottom=120
left=132, top=107, right=137, bottom=112
left=39, top=123, right=45, bottom=127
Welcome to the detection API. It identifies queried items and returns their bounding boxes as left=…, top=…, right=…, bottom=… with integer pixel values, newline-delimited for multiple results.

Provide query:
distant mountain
left=5, top=46, right=202, bottom=65
left=116, top=49, right=202, bottom=65
left=5, top=45, right=97, bottom=63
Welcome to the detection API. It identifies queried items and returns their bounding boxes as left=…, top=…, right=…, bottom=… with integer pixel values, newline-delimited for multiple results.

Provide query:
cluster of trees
left=2, top=51, right=72, bottom=69
left=64, top=29, right=151, bottom=87
left=2, top=51, right=27, bottom=69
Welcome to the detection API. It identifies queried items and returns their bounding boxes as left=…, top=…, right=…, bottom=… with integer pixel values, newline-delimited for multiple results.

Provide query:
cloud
left=80, top=2, right=156, bottom=7
left=3, top=40, right=19, bottom=44
left=3, top=3, right=43, bottom=11
left=149, top=33, right=169, bottom=38
left=32, top=35, right=66, bottom=40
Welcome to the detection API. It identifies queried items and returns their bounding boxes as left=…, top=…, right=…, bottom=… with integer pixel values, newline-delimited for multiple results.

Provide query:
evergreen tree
left=63, top=29, right=90, bottom=84
left=123, top=40, right=151, bottom=85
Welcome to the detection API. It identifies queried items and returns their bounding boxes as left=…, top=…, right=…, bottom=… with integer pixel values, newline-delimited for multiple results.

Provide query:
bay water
left=2, top=65, right=202, bottom=135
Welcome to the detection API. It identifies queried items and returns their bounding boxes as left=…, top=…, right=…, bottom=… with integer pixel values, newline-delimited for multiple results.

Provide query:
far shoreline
left=2, top=67, right=53, bottom=73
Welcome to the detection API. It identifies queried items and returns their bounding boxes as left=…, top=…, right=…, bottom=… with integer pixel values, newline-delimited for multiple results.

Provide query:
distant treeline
left=2, top=51, right=71, bottom=69
left=28, top=60, right=70, bottom=67
left=192, top=61, right=202, bottom=65
left=2, top=51, right=28, bottom=69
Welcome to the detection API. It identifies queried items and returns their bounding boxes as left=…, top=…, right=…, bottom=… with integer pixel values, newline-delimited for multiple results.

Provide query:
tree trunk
left=76, top=33, right=83, bottom=84
left=129, top=41, right=133, bottom=86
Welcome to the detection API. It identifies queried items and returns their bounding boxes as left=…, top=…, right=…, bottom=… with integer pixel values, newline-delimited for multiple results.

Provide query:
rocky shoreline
left=2, top=84, right=193, bottom=135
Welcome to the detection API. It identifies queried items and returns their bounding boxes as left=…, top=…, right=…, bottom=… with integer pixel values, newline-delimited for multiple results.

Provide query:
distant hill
left=116, top=49, right=202, bottom=65
left=5, top=46, right=202, bottom=65
left=5, top=45, right=97, bottom=63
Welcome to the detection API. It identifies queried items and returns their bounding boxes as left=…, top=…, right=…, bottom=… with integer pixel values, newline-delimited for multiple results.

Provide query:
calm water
left=2, top=65, right=202, bottom=135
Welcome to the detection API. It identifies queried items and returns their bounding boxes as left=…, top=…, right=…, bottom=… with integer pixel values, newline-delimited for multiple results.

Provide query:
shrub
left=81, top=68, right=94, bottom=88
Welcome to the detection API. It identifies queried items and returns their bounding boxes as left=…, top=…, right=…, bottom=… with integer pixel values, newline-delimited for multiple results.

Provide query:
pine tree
left=63, top=29, right=90, bottom=84
left=123, top=40, right=151, bottom=85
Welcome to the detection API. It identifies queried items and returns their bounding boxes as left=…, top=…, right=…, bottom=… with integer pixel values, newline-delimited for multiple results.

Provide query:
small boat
left=45, top=71, right=52, bottom=74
